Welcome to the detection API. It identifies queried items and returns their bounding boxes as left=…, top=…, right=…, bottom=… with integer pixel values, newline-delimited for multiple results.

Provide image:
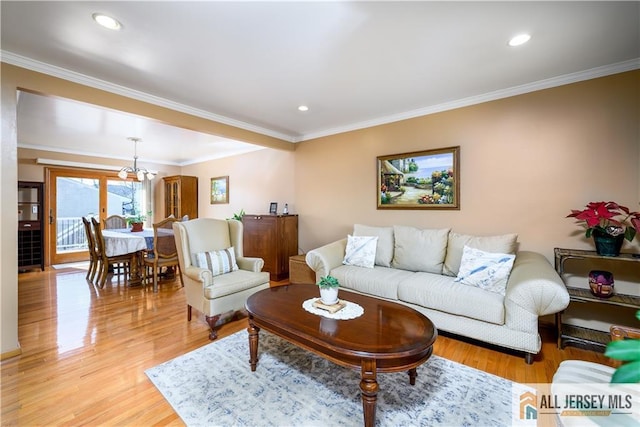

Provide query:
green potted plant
left=566, top=201, right=639, bottom=256
left=318, top=275, right=340, bottom=305
left=127, top=211, right=148, bottom=232
left=228, top=209, right=245, bottom=221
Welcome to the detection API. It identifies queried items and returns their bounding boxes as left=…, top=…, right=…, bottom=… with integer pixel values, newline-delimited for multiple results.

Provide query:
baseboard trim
left=1, top=345, right=22, bottom=361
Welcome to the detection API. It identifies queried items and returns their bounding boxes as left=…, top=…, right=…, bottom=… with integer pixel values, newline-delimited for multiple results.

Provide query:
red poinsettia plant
left=567, top=201, right=640, bottom=242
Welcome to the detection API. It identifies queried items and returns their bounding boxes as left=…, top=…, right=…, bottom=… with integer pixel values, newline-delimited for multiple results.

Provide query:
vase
left=319, top=287, right=339, bottom=305
left=130, top=222, right=143, bottom=232
left=592, top=229, right=624, bottom=257
left=588, top=270, right=614, bottom=298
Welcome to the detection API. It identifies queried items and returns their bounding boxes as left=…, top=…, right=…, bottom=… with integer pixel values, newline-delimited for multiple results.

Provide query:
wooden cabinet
left=243, top=214, right=298, bottom=281
left=18, top=181, right=44, bottom=271
left=163, top=175, right=198, bottom=220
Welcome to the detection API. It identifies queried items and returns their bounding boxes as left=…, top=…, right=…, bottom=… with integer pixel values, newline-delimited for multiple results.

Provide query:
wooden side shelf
left=554, top=248, right=640, bottom=352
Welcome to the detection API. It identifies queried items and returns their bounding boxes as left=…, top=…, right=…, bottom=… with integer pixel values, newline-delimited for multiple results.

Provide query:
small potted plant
left=318, top=275, right=340, bottom=305
left=566, top=201, right=639, bottom=256
left=127, top=211, right=148, bottom=232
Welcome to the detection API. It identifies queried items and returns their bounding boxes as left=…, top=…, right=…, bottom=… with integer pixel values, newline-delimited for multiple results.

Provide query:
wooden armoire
left=163, top=175, right=198, bottom=220
left=242, top=214, right=298, bottom=281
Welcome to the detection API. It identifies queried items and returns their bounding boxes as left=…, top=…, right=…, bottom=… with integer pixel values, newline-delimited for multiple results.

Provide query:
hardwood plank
left=1, top=266, right=614, bottom=425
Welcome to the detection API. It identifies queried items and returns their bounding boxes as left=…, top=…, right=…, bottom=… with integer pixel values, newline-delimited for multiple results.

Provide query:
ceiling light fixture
left=298, top=105, right=309, bottom=112
left=508, top=34, right=531, bottom=47
left=118, top=137, right=155, bottom=181
left=92, top=13, right=122, bottom=31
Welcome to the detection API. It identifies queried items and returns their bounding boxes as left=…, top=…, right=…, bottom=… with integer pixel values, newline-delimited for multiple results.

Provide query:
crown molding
left=1, top=51, right=296, bottom=143
left=4, top=51, right=638, bottom=144
left=298, top=58, right=640, bottom=142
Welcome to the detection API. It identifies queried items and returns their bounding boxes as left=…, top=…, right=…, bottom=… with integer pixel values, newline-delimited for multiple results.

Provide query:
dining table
left=102, top=228, right=153, bottom=286
left=101, top=228, right=177, bottom=286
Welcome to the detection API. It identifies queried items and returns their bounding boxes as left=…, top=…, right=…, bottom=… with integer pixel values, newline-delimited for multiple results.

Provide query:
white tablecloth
left=102, top=230, right=149, bottom=257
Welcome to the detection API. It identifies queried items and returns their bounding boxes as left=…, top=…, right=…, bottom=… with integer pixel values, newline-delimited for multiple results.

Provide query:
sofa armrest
left=236, top=256, right=265, bottom=273
left=305, top=238, right=347, bottom=281
left=505, top=251, right=569, bottom=316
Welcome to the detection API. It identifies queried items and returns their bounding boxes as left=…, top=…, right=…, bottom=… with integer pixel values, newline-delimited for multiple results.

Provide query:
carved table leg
left=248, top=318, right=260, bottom=372
left=408, top=367, right=417, bottom=385
left=360, top=359, right=379, bottom=427
left=128, top=251, right=142, bottom=286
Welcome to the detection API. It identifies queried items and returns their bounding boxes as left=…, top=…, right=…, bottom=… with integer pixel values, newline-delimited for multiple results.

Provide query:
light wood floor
left=2, top=264, right=613, bottom=425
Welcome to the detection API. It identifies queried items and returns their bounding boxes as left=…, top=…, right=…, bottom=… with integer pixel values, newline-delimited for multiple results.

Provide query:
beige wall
left=182, top=148, right=296, bottom=220
left=295, top=71, right=640, bottom=263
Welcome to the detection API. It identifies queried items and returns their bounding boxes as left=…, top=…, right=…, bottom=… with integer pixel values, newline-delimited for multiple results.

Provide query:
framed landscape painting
left=210, top=176, right=229, bottom=204
left=377, top=146, right=460, bottom=210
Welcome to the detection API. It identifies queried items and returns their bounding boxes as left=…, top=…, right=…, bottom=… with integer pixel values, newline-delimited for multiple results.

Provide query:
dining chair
left=91, top=217, right=131, bottom=288
left=82, top=216, right=99, bottom=282
left=103, top=214, right=128, bottom=230
left=142, top=217, right=184, bottom=293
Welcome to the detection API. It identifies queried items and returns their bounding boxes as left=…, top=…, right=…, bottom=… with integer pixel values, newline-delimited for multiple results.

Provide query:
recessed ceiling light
left=298, top=105, right=309, bottom=112
left=92, top=13, right=122, bottom=31
left=508, top=34, right=531, bottom=47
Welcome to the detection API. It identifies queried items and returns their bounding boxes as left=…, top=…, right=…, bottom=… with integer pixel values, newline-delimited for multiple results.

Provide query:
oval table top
left=245, top=284, right=437, bottom=371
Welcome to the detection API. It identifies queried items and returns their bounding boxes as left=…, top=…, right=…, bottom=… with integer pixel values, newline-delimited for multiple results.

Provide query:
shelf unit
left=18, top=181, right=45, bottom=272
left=554, top=247, right=640, bottom=351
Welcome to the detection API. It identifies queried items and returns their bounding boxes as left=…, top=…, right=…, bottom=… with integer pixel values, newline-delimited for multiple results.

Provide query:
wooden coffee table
left=245, top=285, right=437, bottom=427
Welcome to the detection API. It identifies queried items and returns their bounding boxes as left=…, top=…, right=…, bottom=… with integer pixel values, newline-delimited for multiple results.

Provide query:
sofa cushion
left=353, top=224, right=394, bottom=267
left=391, top=226, right=450, bottom=274
left=454, top=245, right=515, bottom=295
left=329, top=265, right=414, bottom=300
left=443, top=232, right=518, bottom=276
left=343, top=235, right=378, bottom=268
left=398, top=272, right=505, bottom=325
left=203, top=269, right=270, bottom=299
left=193, top=247, right=239, bottom=276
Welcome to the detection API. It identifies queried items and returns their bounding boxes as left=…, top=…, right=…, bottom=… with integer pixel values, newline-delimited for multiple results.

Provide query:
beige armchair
left=173, top=218, right=270, bottom=339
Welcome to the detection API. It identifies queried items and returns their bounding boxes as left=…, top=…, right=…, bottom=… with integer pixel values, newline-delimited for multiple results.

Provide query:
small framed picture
left=269, top=202, right=278, bottom=214
left=210, top=176, right=229, bottom=204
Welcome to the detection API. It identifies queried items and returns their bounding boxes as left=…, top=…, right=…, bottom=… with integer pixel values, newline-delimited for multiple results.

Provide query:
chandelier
left=117, top=137, right=155, bottom=181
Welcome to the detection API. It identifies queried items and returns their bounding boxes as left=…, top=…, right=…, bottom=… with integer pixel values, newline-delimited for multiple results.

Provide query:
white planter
left=319, top=287, right=339, bottom=305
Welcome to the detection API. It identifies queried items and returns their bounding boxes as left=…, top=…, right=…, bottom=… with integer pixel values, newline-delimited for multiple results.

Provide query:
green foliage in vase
left=317, top=275, right=339, bottom=289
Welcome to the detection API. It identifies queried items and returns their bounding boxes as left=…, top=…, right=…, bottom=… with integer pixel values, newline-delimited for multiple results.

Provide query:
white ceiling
left=2, top=1, right=639, bottom=165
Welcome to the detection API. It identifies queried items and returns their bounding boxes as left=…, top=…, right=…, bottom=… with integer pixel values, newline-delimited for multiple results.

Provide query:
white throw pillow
left=391, top=226, right=450, bottom=274
left=454, top=245, right=515, bottom=295
left=194, top=247, right=239, bottom=276
left=343, top=235, right=378, bottom=268
left=443, top=232, right=518, bottom=276
left=353, top=224, right=394, bottom=267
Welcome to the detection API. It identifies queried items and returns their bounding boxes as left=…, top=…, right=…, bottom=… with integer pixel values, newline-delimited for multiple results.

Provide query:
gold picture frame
left=210, top=176, right=229, bottom=204
left=377, top=146, right=460, bottom=210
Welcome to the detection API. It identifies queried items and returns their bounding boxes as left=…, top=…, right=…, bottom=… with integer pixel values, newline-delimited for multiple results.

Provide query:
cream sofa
left=305, top=224, right=570, bottom=363
left=173, top=218, right=270, bottom=340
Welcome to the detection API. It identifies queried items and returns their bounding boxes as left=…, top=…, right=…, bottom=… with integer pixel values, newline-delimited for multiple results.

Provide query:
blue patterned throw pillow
left=454, top=245, right=515, bottom=295
left=343, top=235, right=378, bottom=268
left=194, top=247, right=239, bottom=276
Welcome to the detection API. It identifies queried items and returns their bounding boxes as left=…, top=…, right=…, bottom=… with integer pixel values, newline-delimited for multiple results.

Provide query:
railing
left=56, top=217, right=90, bottom=253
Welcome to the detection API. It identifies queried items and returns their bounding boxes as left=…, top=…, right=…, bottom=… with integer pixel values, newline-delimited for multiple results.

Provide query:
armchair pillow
left=343, top=235, right=378, bottom=268
left=194, top=247, right=239, bottom=277
left=454, top=245, right=515, bottom=295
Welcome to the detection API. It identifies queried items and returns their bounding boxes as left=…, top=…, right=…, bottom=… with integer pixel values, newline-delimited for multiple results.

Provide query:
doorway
left=45, top=168, right=150, bottom=266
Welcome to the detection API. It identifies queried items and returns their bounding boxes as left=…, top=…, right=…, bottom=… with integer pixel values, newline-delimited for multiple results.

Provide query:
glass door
left=46, top=169, right=149, bottom=266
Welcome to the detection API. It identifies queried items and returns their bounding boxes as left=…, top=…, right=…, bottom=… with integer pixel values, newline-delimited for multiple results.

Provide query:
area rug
left=146, top=330, right=514, bottom=426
